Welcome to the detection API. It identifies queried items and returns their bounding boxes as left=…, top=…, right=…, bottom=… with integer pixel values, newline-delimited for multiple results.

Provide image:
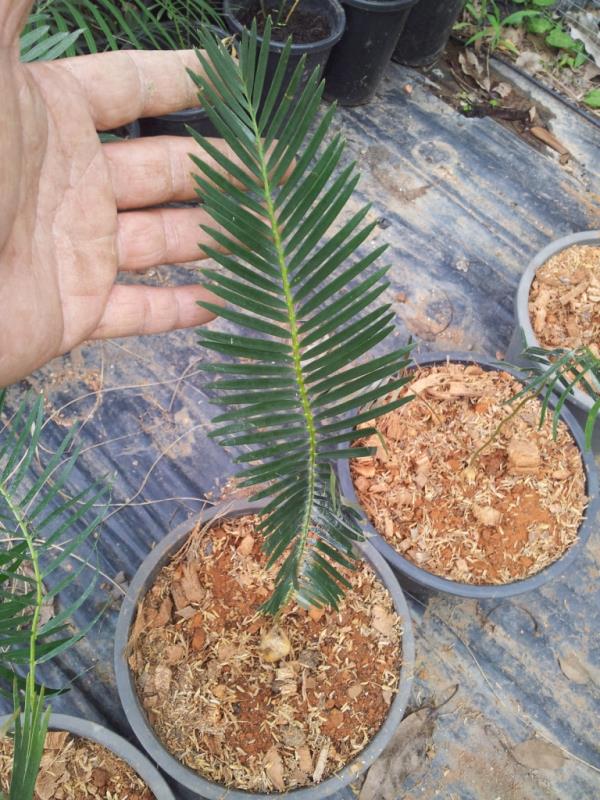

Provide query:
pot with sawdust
left=0, top=714, right=175, bottom=799
left=338, top=352, right=599, bottom=598
left=114, top=500, right=415, bottom=799
left=506, top=230, right=600, bottom=448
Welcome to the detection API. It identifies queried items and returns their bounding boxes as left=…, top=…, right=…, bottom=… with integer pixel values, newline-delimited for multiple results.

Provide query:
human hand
left=0, top=0, right=230, bottom=388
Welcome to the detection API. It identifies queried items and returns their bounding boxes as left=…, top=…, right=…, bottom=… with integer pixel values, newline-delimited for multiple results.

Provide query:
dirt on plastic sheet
left=0, top=731, right=153, bottom=800
left=351, top=363, right=587, bottom=585
left=127, top=514, right=403, bottom=793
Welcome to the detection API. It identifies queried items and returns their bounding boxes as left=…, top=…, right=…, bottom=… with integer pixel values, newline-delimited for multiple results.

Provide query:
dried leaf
left=511, top=738, right=566, bottom=770
left=359, top=708, right=435, bottom=799
left=515, top=50, right=543, bottom=74
left=530, top=126, right=570, bottom=159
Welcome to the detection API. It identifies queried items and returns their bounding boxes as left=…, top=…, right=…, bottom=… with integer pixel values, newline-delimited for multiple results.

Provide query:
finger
left=1, top=0, right=34, bottom=46
left=117, top=207, right=225, bottom=271
left=90, top=284, right=222, bottom=340
left=105, top=136, right=248, bottom=210
left=50, top=49, right=203, bottom=130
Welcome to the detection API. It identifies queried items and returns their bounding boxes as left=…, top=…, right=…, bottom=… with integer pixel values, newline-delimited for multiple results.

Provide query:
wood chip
left=259, top=627, right=291, bottom=663
left=181, top=563, right=204, bottom=604
left=264, top=746, right=285, bottom=791
left=472, top=505, right=502, bottom=527
left=312, top=742, right=330, bottom=783
left=297, top=745, right=313, bottom=774
left=237, top=534, right=255, bottom=556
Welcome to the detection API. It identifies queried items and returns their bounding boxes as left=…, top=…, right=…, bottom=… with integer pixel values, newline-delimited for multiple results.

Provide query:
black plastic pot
left=139, top=107, right=220, bottom=138
left=392, top=0, right=464, bottom=67
left=224, top=0, right=345, bottom=122
left=338, top=351, right=600, bottom=600
left=115, top=499, right=415, bottom=800
left=0, top=713, right=175, bottom=799
left=139, top=24, right=228, bottom=138
left=324, top=0, right=418, bottom=107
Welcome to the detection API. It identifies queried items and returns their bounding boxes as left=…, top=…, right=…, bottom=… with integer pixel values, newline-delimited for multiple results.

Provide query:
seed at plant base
left=259, top=627, right=291, bottom=663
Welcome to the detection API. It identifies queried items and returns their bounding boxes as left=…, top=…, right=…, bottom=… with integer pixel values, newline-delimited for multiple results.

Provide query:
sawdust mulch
left=0, top=730, right=153, bottom=799
left=127, top=514, right=403, bottom=793
left=351, top=363, right=587, bottom=584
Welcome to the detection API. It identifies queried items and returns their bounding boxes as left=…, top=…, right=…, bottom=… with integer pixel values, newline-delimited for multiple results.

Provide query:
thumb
left=0, top=0, right=35, bottom=48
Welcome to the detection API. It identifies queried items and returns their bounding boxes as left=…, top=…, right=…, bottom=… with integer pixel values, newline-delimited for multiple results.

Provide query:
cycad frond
left=0, top=392, right=109, bottom=800
left=191, top=23, right=414, bottom=615
left=512, top=344, right=600, bottom=448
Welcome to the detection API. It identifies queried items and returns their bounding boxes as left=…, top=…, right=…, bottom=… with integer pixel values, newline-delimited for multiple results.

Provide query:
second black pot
left=224, top=0, right=345, bottom=125
left=139, top=107, right=220, bottom=138
left=392, top=0, right=464, bottom=67
left=324, top=0, right=418, bottom=106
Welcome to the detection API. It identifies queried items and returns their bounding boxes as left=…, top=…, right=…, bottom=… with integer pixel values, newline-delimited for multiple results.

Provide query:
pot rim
left=341, top=0, right=418, bottom=12
left=514, top=229, right=600, bottom=412
left=223, top=0, right=346, bottom=53
left=0, top=713, right=176, bottom=799
left=337, top=350, right=600, bottom=599
left=114, top=499, right=415, bottom=800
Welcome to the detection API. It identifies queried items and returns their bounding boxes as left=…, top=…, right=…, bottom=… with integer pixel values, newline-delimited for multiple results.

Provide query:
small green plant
left=461, top=0, right=540, bottom=54
left=0, top=392, right=108, bottom=799
left=461, top=0, right=590, bottom=67
left=189, top=22, right=414, bottom=614
left=583, top=88, right=600, bottom=109
left=259, top=0, right=302, bottom=27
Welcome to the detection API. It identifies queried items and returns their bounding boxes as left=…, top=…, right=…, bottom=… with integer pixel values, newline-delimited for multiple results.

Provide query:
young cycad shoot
left=0, top=392, right=108, bottom=800
left=189, top=21, right=414, bottom=615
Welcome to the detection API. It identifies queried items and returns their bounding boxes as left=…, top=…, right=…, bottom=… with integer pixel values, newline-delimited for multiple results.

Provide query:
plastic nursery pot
left=138, top=24, right=228, bottom=138
left=224, top=0, right=345, bottom=119
left=138, top=107, right=221, bottom=138
left=337, top=351, right=600, bottom=600
left=392, top=0, right=464, bottom=67
left=114, top=499, right=415, bottom=800
left=506, top=230, right=600, bottom=448
left=324, top=0, right=418, bottom=107
left=0, top=713, right=175, bottom=799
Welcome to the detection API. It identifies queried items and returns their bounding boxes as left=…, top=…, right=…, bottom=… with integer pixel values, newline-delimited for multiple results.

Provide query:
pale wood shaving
left=0, top=732, right=153, bottom=799
left=530, top=244, right=600, bottom=362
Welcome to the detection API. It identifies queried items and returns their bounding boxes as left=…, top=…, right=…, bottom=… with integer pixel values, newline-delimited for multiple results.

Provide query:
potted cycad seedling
left=338, top=351, right=598, bottom=599
left=506, top=230, right=600, bottom=448
left=0, top=394, right=174, bottom=800
left=115, top=22, right=415, bottom=799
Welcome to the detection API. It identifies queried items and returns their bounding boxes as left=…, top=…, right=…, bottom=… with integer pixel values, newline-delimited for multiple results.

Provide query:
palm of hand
left=1, top=10, right=223, bottom=388
left=1, top=56, right=117, bottom=379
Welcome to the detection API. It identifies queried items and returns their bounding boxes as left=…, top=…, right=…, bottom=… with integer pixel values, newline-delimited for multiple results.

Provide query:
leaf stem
left=247, top=97, right=317, bottom=608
